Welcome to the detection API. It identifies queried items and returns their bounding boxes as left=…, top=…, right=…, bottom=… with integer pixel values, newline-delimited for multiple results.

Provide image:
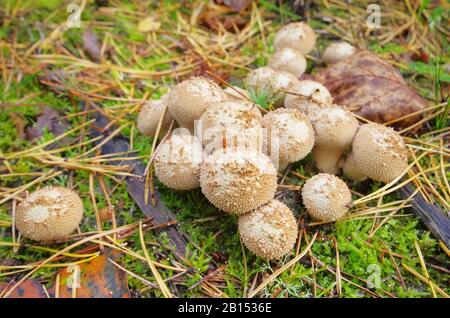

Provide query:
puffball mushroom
left=322, top=42, right=356, bottom=64
left=167, top=76, right=226, bottom=131
left=224, top=86, right=250, bottom=102
left=311, top=104, right=359, bottom=174
left=284, top=80, right=333, bottom=119
left=137, top=93, right=173, bottom=137
left=262, top=108, right=314, bottom=168
left=301, top=173, right=352, bottom=222
left=268, top=47, right=307, bottom=77
left=153, top=133, right=203, bottom=190
left=342, top=123, right=408, bottom=183
left=245, top=67, right=299, bottom=106
left=200, top=100, right=262, bottom=154
left=238, top=199, right=298, bottom=260
left=16, top=186, right=83, bottom=241
left=273, top=22, right=316, bottom=55
left=200, top=149, right=277, bottom=214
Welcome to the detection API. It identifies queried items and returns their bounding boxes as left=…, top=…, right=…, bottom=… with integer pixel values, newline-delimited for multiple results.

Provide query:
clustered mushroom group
left=15, top=22, right=409, bottom=262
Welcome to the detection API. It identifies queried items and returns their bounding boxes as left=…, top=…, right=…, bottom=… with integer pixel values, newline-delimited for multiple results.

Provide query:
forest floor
left=0, top=0, right=449, bottom=298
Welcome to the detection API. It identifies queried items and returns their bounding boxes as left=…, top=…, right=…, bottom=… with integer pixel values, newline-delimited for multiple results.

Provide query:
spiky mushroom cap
left=273, top=22, right=316, bottom=55
left=301, top=173, right=352, bottom=222
left=350, top=123, right=408, bottom=183
left=262, top=108, right=314, bottom=164
left=322, top=42, right=356, bottom=64
left=284, top=80, right=333, bottom=117
left=238, top=199, right=298, bottom=260
left=167, top=76, right=226, bottom=131
left=137, top=93, right=173, bottom=138
left=154, top=133, right=203, bottom=190
left=16, top=186, right=83, bottom=241
left=200, top=149, right=277, bottom=214
left=268, top=47, right=307, bottom=77
left=200, top=100, right=262, bottom=154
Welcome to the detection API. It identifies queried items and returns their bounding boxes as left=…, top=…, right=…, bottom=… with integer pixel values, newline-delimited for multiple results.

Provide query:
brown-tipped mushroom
left=200, top=149, right=277, bottom=214
left=200, top=100, right=262, bottom=154
left=322, top=42, right=356, bottom=64
left=311, top=104, right=359, bottom=174
left=262, top=108, right=314, bottom=169
left=16, top=186, right=83, bottom=241
left=154, top=133, right=203, bottom=190
left=268, top=47, right=307, bottom=77
left=273, top=22, right=316, bottom=55
left=137, top=93, right=174, bottom=138
left=284, top=80, right=333, bottom=119
left=238, top=199, right=298, bottom=260
left=342, top=123, right=408, bottom=183
left=167, top=76, right=226, bottom=131
left=301, top=173, right=352, bottom=222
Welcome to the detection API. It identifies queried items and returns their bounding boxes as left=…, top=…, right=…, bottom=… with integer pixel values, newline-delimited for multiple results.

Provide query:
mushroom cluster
left=136, top=21, right=409, bottom=261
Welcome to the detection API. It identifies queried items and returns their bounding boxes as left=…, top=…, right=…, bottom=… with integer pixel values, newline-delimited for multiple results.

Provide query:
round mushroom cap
left=273, top=22, right=316, bottom=55
left=301, top=173, right=352, bottom=222
left=238, top=199, right=298, bottom=260
left=137, top=93, right=174, bottom=137
left=167, top=76, right=226, bottom=131
left=341, top=151, right=368, bottom=181
left=200, top=100, right=263, bottom=154
left=200, top=149, right=277, bottom=214
left=268, top=47, right=307, bottom=77
left=284, top=80, right=333, bottom=115
left=154, top=133, right=203, bottom=190
left=312, top=104, right=359, bottom=147
left=262, top=108, right=314, bottom=164
left=322, top=42, right=356, bottom=64
left=352, top=123, right=408, bottom=183
left=16, top=186, right=83, bottom=241
left=245, top=67, right=298, bottom=105
left=224, top=86, right=250, bottom=102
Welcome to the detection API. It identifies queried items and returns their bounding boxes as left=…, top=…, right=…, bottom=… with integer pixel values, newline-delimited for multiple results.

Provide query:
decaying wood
left=89, top=106, right=189, bottom=259
left=399, top=184, right=450, bottom=249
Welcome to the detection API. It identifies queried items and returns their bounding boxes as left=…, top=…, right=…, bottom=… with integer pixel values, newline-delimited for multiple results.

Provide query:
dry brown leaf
left=48, top=249, right=130, bottom=298
left=83, top=28, right=102, bottom=63
left=315, top=50, right=428, bottom=128
left=1, top=279, right=47, bottom=298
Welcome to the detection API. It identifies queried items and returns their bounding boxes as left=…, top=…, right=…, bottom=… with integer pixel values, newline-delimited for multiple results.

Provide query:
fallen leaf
left=83, top=28, right=102, bottom=63
left=315, top=50, right=428, bottom=128
left=138, top=16, right=161, bottom=33
left=1, top=279, right=47, bottom=298
left=25, top=107, right=69, bottom=143
left=49, top=248, right=130, bottom=298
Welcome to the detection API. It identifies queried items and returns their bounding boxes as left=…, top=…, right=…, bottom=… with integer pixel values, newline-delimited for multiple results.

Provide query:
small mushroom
left=137, top=93, right=174, bottom=138
left=200, top=100, right=262, bottom=154
left=311, top=104, right=359, bottom=174
left=154, top=132, right=203, bottom=190
left=262, top=108, right=314, bottom=169
left=284, top=80, right=333, bottom=117
left=245, top=67, right=299, bottom=106
left=268, top=47, right=307, bottom=77
left=15, top=186, right=84, bottom=241
left=301, top=173, right=352, bottom=222
left=167, top=76, right=227, bottom=131
left=273, top=22, right=316, bottom=55
left=200, top=149, right=277, bottom=214
left=238, top=199, right=298, bottom=260
left=322, top=42, right=356, bottom=64
left=342, top=123, right=408, bottom=183
left=224, top=86, right=250, bottom=102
